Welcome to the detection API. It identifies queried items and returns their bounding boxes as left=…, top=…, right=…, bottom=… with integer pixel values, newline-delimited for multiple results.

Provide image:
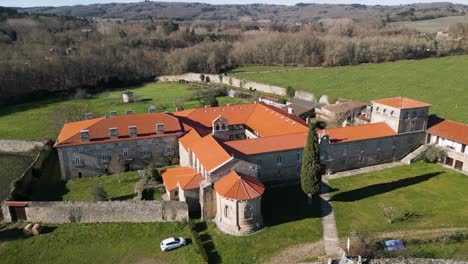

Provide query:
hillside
left=234, top=55, right=468, bottom=123
left=18, top=2, right=468, bottom=21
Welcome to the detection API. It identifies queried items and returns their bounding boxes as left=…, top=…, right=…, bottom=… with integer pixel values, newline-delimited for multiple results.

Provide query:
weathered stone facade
left=58, top=135, right=179, bottom=180
left=371, top=102, right=430, bottom=133
left=1, top=201, right=188, bottom=223
left=215, top=193, right=263, bottom=236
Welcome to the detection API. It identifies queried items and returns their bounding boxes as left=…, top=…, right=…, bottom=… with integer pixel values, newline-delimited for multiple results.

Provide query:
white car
left=160, top=237, right=186, bottom=251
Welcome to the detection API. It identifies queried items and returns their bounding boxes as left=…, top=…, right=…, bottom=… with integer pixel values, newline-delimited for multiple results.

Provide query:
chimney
left=125, top=110, right=133, bottom=115
left=85, top=113, right=94, bottom=120
left=204, top=105, right=210, bottom=108
left=80, top=130, right=90, bottom=142
left=148, top=106, right=156, bottom=114
left=156, top=123, right=164, bottom=135
left=128, top=126, right=137, bottom=138
left=109, top=111, right=117, bottom=117
left=288, top=107, right=294, bottom=114
left=109, top=127, right=118, bottom=139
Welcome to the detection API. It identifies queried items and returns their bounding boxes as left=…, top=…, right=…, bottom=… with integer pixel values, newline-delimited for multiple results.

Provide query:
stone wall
left=157, top=73, right=287, bottom=96
left=0, top=140, right=47, bottom=153
left=294, top=90, right=315, bottom=101
left=1, top=200, right=188, bottom=223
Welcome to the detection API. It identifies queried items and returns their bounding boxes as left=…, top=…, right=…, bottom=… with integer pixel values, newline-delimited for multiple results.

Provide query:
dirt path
left=265, top=240, right=325, bottom=264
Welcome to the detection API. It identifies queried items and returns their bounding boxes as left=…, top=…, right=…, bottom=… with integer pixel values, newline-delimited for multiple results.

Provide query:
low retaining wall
left=1, top=201, right=188, bottom=223
left=0, top=140, right=47, bottom=153
left=157, top=73, right=287, bottom=96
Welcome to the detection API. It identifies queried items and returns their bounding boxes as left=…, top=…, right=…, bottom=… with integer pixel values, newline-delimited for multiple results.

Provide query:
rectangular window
left=256, top=159, right=262, bottom=168
left=147, top=139, right=153, bottom=144
left=343, top=146, right=348, bottom=157
left=137, top=140, right=142, bottom=145
left=296, top=152, right=302, bottom=163
left=277, top=169, right=281, bottom=177
left=123, top=148, right=128, bottom=158
left=107, top=144, right=113, bottom=150
left=78, top=147, right=84, bottom=151
left=165, top=146, right=174, bottom=155
left=95, top=145, right=101, bottom=150
left=74, top=156, right=81, bottom=165
left=360, top=145, right=365, bottom=153
left=277, top=155, right=282, bottom=166
left=101, top=153, right=108, bottom=161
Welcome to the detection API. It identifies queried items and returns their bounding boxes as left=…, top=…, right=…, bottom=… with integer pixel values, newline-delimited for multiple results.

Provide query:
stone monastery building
left=55, top=97, right=468, bottom=235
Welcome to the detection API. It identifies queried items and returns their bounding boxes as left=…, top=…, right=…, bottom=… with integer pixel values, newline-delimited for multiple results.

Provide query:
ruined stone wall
left=1, top=201, right=188, bottom=223
left=157, top=73, right=287, bottom=96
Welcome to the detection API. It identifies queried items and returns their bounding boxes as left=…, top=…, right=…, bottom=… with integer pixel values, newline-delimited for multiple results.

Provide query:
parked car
left=160, top=237, right=186, bottom=251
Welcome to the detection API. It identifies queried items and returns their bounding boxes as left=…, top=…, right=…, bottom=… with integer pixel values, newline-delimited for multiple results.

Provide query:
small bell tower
left=212, top=116, right=230, bottom=140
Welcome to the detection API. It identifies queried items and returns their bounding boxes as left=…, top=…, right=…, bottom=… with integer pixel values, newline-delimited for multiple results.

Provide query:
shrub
left=286, top=86, right=296, bottom=98
left=423, top=146, right=447, bottom=163
left=92, top=184, right=108, bottom=201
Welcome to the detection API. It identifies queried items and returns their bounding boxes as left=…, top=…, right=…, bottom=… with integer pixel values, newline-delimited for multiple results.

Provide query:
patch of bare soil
left=265, top=240, right=325, bottom=264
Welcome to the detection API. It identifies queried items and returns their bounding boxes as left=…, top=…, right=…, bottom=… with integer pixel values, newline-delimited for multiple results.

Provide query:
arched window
left=383, top=109, right=387, bottom=114
left=376, top=107, right=380, bottom=112
left=221, top=123, right=226, bottom=130
left=224, top=205, right=229, bottom=217
left=244, top=205, right=253, bottom=219
left=390, top=111, right=395, bottom=116
left=215, top=123, right=220, bottom=131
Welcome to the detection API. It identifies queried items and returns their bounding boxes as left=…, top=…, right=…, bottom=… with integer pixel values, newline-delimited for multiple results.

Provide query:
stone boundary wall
left=157, top=73, right=287, bottom=96
left=1, top=201, right=188, bottom=223
left=0, top=140, right=48, bottom=153
left=369, top=258, right=466, bottom=264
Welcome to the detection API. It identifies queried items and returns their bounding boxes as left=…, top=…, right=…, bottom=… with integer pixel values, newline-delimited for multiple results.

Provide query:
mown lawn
left=0, top=222, right=202, bottom=264
left=407, top=241, right=468, bottom=260
left=329, top=162, right=468, bottom=237
left=395, top=16, right=468, bottom=33
left=235, top=55, right=468, bottom=123
left=197, top=186, right=323, bottom=263
left=0, top=82, right=246, bottom=140
left=63, top=171, right=140, bottom=201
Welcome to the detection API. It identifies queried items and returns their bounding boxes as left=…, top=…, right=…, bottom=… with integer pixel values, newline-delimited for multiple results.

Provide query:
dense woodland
left=1, top=6, right=468, bottom=103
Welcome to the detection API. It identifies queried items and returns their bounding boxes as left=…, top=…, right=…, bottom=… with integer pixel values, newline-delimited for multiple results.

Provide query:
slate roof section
left=214, top=171, right=265, bottom=200
left=372, top=97, right=431, bottom=109
left=427, top=116, right=468, bottom=145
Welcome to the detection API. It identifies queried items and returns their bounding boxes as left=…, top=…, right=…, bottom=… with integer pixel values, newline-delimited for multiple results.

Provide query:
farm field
left=197, top=186, right=323, bottom=263
left=328, top=162, right=468, bottom=237
left=0, top=222, right=201, bottom=264
left=0, top=150, right=39, bottom=202
left=235, top=55, right=468, bottom=123
left=0, top=82, right=246, bottom=140
left=395, top=16, right=468, bottom=33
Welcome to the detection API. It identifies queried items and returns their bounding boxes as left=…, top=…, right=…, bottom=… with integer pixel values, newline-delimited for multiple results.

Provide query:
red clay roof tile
left=320, top=123, right=397, bottom=143
left=428, top=116, right=468, bottom=145
left=162, top=166, right=204, bottom=191
left=372, top=97, right=431, bottom=109
left=214, top=171, right=265, bottom=200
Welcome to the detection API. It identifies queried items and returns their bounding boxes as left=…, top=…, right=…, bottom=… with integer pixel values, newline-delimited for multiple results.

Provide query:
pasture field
left=395, top=16, right=468, bottom=33
left=0, top=150, right=39, bottom=201
left=0, top=82, right=246, bottom=140
left=235, top=55, right=468, bottom=123
left=329, top=162, right=468, bottom=237
left=0, top=222, right=201, bottom=264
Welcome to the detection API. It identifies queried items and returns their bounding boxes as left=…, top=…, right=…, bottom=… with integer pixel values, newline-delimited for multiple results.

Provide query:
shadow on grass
left=262, top=186, right=325, bottom=227
left=195, top=222, right=221, bottom=264
left=0, top=225, right=57, bottom=242
left=331, top=172, right=442, bottom=202
left=111, top=194, right=135, bottom=201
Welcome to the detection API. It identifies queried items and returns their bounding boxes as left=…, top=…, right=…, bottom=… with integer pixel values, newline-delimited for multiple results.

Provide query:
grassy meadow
left=235, top=55, right=468, bottom=123
left=0, top=150, right=39, bottom=201
left=0, top=82, right=246, bottom=140
left=0, top=222, right=201, bottom=264
left=395, top=16, right=468, bottom=33
left=196, top=186, right=323, bottom=263
left=329, top=162, right=468, bottom=237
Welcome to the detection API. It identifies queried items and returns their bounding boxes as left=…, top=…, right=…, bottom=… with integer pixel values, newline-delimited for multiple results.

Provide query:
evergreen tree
left=300, top=121, right=322, bottom=200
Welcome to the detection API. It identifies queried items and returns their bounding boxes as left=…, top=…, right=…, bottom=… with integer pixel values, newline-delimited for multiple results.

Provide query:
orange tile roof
left=320, top=123, right=397, bottom=143
left=214, top=171, right=265, bottom=200
left=428, top=116, right=468, bottom=145
left=162, top=166, right=204, bottom=191
left=179, top=129, right=202, bottom=151
left=372, top=97, right=431, bottom=109
left=56, top=117, right=105, bottom=145
left=245, top=104, right=308, bottom=137
left=190, top=135, right=232, bottom=172
left=224, top=133, right=307, bottom=155
left=174, top=104, right=256, bottom=128
left=55, top=113, right=183, bottom=147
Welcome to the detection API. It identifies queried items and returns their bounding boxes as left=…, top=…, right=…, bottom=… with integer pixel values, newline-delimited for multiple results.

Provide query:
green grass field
left=329, top=162, right=468, bottom=237
left=0, top=82, right=246, bottom=140
left=63, top=171, right=140, bottom=201
left=395, top=16, right=468, bottom=33
left=0, top=150, right=39, bottom=201
left=407, top=241, right=468, bottom=260
left=197, top=187, right=323, bottom=263
left=236, top=55, right=468, bottom=123
left=0, top=222, right=201, bottom=264
left=229, top=65, right=297, bottom=73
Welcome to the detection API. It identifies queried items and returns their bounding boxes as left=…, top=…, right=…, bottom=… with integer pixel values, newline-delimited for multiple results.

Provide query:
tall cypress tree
left=301, top=121, right=322, bottom=200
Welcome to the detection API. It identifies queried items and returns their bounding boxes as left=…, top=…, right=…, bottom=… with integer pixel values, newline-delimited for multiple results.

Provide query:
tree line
left=0, top=10, right=467, bottom=104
